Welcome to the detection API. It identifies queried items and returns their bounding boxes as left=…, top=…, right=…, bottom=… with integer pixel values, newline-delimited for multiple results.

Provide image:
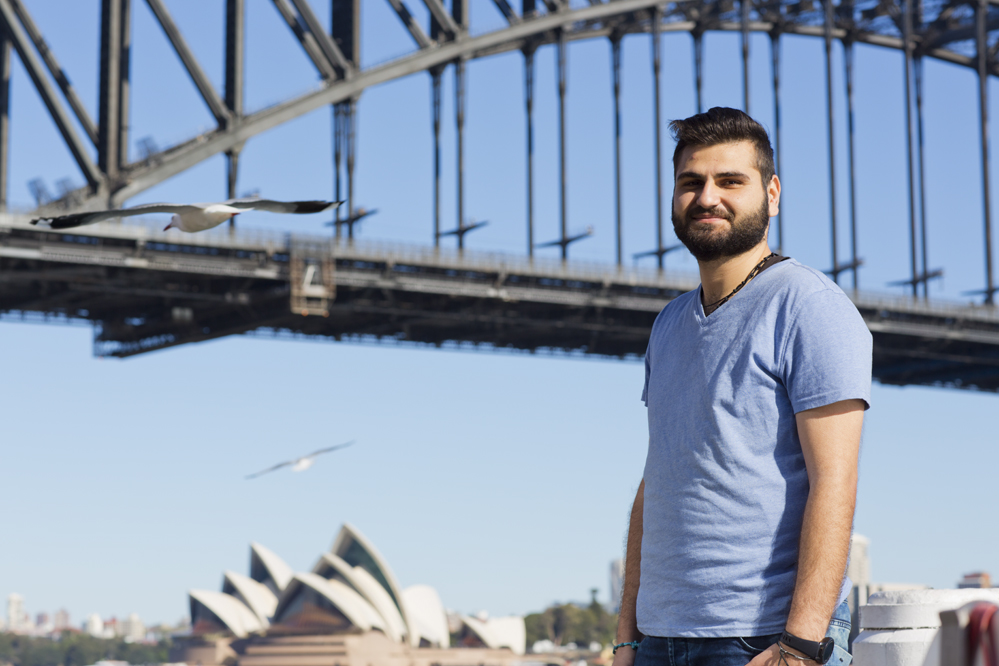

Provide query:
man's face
left=671, top=140, right=780, bottom=262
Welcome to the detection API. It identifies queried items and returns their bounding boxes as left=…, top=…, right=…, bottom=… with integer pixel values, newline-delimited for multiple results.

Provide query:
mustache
left=685, top=206, right=734, bottom=222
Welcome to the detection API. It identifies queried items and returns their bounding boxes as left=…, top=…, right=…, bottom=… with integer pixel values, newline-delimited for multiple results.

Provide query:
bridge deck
left=2, top=216, right=998, bottom=392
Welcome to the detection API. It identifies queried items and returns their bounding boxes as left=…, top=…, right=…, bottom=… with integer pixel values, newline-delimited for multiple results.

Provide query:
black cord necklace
left=703, top=252, right=780, bottom=316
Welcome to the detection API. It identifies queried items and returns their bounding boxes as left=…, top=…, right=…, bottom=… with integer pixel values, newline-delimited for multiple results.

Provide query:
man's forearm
left=785, top=401, right=864, bottom=642
left=784, top=477, right=856, bottom=640
left=616, top=479, right=645, bottom=643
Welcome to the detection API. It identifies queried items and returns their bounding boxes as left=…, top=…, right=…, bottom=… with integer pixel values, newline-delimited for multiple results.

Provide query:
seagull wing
left=244, top=460, right=294, bottom=480
left=32, top=203, right=199, bottom=230
left=301, top=440, right=355, bottom=460
left=225, top=198, right=342, bottom=215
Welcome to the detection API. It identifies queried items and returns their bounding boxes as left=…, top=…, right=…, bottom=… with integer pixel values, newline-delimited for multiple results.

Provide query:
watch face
left=817, top=637, right=836, bottom=664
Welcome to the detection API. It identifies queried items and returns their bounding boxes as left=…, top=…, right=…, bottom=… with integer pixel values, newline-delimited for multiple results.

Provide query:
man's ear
left=768, top=174, right=781, bottom=217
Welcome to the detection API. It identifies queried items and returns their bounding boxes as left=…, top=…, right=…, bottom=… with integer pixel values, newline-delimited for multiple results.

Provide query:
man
left=612, top=108, right=871, bottom=666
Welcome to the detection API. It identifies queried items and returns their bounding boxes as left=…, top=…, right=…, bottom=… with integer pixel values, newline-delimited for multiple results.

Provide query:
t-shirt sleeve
left=780, top=288, right=873, bottom=414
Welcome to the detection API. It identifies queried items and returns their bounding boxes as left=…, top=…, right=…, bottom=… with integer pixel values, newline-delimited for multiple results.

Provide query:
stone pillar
left=853, top=589, right=999, bottom=666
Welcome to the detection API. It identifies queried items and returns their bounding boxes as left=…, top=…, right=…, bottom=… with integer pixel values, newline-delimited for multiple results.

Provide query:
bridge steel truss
left=3, top=1, right=999, bottom=389
left=1, top=0, right=999, bottom=285
left=3, top=216, right=999, bottom=391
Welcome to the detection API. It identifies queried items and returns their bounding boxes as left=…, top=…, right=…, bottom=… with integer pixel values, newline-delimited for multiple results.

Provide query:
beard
left=671, top=195, right=771, bottom=262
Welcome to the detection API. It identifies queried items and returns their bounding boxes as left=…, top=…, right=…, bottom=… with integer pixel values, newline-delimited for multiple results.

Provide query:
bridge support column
left=431, top=67, right=442, bottom=247
left=98, top=0, right=124, bottom=194
left=611, top=34, right=622, bottom=267
left=844, top=38, right=860, bottom=290
left=770, top=30, right=783, bottom=254
left=346, top=97, right=357, bottom=241
left=524, top=47, right=535, bottom=258
left=652, top=8, right=664, bottom=270
left=333, top=103, right=343, bottom=238
left=332, top=0, right=361, bottom=241
left=977, top=0, right=995, bottom=305
left=915, top=56, right=934, bottom=298
left=225, top=0, right=243, bottom=227
left=692, top=27, right=703, bottom=114
left=118, top=0, right=130, bottom=170
left=557, top=29, right=567, bottom=260
left=0, top=26, right=9, bottom=211
left=902, top=0, right=919, bottom=298
left=455, top=57, right=466, bottom=249
left=822, top=0, right=840, bottom=284
left=741, top=0, right=750, bottom=114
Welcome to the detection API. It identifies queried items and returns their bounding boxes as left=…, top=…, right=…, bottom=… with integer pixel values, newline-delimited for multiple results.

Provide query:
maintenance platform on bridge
left=2, top=215, right=998, bottom=392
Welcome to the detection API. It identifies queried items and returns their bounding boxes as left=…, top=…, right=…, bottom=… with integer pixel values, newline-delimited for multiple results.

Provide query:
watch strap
left=779, top=631, right=835, bottom=664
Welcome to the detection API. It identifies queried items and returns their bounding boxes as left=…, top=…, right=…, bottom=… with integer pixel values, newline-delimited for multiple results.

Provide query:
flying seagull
left=245, top=441, right=355, bottom=480
left=30, top=198, right=343, bottom=233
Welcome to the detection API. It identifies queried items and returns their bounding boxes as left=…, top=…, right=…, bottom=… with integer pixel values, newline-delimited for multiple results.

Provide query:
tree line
left=0, top=632, right=170, bottom=666
left=524, top=592, right=618, bottom=649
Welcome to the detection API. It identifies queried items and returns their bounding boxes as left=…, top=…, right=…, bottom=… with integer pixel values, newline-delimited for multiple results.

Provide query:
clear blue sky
left=1, top=0, right=998, bottom=628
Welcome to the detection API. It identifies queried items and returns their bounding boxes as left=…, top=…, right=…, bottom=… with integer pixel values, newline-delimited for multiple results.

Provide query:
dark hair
left=669, top=107, right=775, bottom=185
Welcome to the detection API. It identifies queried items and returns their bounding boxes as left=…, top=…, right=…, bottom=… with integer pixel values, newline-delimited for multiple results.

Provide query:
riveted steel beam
left=422, top=0, right=461, bottom=38
left=289, top=0, right=352, bottom=75
left=0, top=0, right=101, bottom=189
left=384, top=0, right=435, bottom=49
left=271, top=0, right=338, bottom=80
left=8, top=0, right=96, bottom=144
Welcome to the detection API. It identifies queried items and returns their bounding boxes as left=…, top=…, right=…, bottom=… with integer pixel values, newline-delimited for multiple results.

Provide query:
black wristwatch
left=779, top=630, right=835, bottom=664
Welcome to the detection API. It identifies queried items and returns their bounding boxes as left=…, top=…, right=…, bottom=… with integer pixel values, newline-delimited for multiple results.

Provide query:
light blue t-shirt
left=638, top=258, right=872, bottom=638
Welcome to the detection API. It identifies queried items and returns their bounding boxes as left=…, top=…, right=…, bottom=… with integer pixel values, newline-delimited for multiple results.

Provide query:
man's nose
left=696, top=181, right=722, bottom=208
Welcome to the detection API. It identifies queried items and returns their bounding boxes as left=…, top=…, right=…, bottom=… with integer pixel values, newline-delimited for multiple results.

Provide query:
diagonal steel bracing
left=0, top=0, right=101, bottom=189
left=270, top=0, right=337, bottom=80
left=8, top=0, right=96, bottom=144
left=289, top=0, right=352, bottom=76
left=144, top=0, right=230, bottom=126
left=384, top=0, right=435, bottom=49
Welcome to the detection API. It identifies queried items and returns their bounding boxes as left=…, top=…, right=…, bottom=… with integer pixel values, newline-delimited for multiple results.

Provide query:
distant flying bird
left=30, top=198, right=343, bottom=233
left=245, top=441, right=355, bottom=480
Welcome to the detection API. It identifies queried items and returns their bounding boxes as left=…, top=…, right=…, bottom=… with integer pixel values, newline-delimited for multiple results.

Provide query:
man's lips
left=689, top=214, right=731, bottom=224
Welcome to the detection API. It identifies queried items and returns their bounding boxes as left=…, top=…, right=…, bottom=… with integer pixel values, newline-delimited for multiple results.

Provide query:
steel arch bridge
left=2, top=0, right=999, bottom=391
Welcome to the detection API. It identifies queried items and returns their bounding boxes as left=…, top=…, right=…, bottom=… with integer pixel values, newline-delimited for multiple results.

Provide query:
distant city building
left=122, top=613, right=145, bottom=642
left=35, top=612, right=53, bottom=634
left=54, top=609, right=71, bottom=631
left=85, top=613, right=104, bottom=637
left=609, top=559, right=624, bottom=613
left=958, top=572, right=993, bottom=588
left=7, top=593, right=27, bottom=633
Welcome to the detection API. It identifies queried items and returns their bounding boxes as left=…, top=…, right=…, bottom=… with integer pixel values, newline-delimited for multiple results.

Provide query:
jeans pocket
left=736, top=636, right=777, bottom=655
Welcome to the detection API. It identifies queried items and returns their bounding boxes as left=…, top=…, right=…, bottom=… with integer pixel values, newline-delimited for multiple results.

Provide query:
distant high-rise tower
left=609, top=559, right=624, bottom=613
left=6, top=593, right=25, bottom=633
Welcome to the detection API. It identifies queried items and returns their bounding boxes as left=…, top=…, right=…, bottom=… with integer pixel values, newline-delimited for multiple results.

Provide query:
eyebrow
left=675, top=170, right=751, bottom=181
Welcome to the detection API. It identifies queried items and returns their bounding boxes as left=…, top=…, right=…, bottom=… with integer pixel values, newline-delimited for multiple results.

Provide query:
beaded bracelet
left=612, top=641, right=641, bottom=655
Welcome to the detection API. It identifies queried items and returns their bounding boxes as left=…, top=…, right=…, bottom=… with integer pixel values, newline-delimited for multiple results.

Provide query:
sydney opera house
left=174, top=524, right=526, bottom=666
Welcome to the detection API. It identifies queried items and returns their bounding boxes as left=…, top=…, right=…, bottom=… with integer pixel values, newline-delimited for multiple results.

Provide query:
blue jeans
left=633, top=600, right=853, bottom=666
